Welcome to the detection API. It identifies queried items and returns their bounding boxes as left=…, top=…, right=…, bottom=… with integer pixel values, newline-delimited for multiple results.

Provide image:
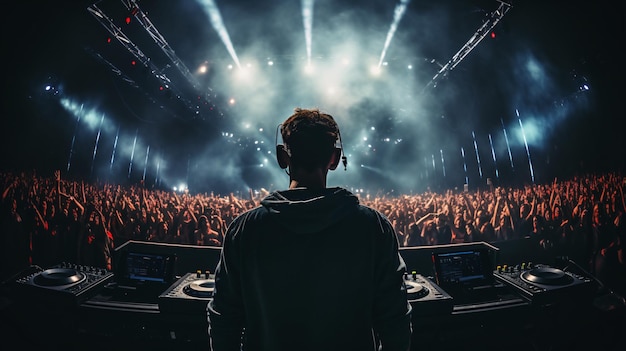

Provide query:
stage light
left=304, top=64, right=314, bottom=75
left=491, top=31, right=496, bottom=39
left=369, top=65, right=382, bottom=76
left=235, top=67, right=252, bottom=81
left=44, top=84, right=59, bottom=96
left=125, top=16, right=131, bottom=25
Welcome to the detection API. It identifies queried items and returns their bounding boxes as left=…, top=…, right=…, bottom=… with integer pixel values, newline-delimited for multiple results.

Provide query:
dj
left=208, top=108, right=412, bottom=350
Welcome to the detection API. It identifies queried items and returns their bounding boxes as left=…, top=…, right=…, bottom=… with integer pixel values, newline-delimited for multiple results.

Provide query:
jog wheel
left=33, top=268, right=86, bottom=287
left=521, top=267, right=573, bottom=286
left=183, top=279, right=215, bottom=298
left=405, top=281, right=430, bottom=300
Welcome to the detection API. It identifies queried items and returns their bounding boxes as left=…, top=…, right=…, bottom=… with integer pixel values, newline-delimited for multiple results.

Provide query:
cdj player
left=11, top=262, right=114, bottom=306
left=404, top=271, right=454, bottom=316
left=158, top=270, right=215, bottom=315
left=493, top=262, right=596, bottom=305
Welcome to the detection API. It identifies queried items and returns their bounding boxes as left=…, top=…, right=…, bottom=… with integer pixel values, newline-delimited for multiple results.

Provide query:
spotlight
left=369, top=65, right=382, bottom=76
left=304, top=64, right=314, bottom=75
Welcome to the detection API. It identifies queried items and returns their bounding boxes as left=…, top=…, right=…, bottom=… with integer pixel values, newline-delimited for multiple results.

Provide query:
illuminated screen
left=125, top=252, right=171, bottom=283
left=433, top=250, right=493, bottom=288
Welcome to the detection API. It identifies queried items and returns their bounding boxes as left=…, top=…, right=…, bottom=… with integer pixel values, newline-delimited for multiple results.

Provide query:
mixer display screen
left=433, top=249, right=493, bottom=289
left=123, top=252, right=175, bottom=284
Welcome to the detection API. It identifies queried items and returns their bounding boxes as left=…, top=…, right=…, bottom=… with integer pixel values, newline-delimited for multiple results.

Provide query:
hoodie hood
left=260, top=187, right=359, bottom=234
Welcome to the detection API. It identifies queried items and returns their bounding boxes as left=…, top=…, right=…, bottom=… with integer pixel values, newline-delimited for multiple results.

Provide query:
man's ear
left=276, top=145, right=290, bottom=169
left=328, top=147, right=342, bottom=170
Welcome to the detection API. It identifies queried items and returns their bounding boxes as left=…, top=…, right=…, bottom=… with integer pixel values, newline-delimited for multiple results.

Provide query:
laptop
left=432, top=248, right=499, bottom=304
left=111, top=250, right=177, bottom=303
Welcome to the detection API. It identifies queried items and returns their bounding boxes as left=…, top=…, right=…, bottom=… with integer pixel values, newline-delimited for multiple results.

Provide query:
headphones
left=275, top=123, right=347, bottom=171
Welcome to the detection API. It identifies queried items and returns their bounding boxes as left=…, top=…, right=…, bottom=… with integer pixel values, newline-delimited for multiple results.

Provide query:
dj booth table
left=1, top=240, right=624, bottom=351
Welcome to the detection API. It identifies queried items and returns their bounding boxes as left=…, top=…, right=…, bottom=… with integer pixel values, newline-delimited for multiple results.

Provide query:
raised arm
left=549, top=177, right=558, bottom=209
left=490, top=194, right=502, bottom=228
left=30, top=199, right=49, bottom=231
left=2, top=177, right=17, bottom=202
left=618, top=178, right=626, bottom=214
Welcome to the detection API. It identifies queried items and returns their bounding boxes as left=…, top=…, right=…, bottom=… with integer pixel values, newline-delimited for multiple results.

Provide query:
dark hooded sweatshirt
left=208, top=187, right=412, bottom=351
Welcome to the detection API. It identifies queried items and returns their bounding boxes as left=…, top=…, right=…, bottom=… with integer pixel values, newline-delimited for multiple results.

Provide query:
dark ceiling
left=2, top=0, right=624, bottom=193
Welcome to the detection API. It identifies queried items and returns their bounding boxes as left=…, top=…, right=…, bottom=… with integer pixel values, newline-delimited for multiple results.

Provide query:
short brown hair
left=280, top=108, right=340, bottom=170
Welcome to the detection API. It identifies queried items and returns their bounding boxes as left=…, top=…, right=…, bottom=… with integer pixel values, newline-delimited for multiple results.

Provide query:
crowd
left=1, top=169, right=624, bottom=294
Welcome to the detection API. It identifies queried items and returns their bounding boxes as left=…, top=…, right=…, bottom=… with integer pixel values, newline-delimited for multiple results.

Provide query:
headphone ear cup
left=328, top=148, right=342, bottom=170
left=276, top=145, right=289, bottom=169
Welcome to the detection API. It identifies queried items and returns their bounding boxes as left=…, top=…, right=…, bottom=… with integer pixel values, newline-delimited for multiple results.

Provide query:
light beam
left=517, top=109, right=535, bottom=183
left=302, top=0, right=314, bottom=67
left=378, top=0, right=411, bottom=67
left=198, top=0, right=241, bottom=69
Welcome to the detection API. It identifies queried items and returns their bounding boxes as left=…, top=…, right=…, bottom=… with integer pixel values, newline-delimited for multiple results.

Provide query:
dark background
left=2, top=0, right=624, bottom=194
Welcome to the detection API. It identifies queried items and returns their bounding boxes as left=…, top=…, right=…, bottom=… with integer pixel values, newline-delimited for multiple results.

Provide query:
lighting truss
left=84, top=46, right=139, bottom=88
left=87, top=4, right=174, bottom=88
left=87, top=3, right=199, bottom=118
left=120, top=0, right=205, bottom=92
left=426, top=0, right=512, bottom=90
left=84, top=46, right=184, bottom=120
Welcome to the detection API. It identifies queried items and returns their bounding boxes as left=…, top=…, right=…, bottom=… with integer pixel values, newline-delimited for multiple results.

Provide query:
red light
left=131, top=60, right=136, bottom=66
left=490, top=31, right=496, bottom=39
left=159, top=86, right=164, bottom=91
left=107, top=37, right=111, bottom=43
left=125, top=16, right=131, bottom=24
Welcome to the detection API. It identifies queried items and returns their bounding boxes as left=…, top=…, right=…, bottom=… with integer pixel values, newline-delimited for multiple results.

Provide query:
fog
left=3, top=0, right=621, bottom=195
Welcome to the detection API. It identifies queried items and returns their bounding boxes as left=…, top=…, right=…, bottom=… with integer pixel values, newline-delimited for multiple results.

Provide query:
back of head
left=280, top=108, right=340, bottom=171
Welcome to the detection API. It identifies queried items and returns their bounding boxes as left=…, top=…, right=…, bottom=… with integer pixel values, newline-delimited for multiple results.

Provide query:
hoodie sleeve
left=207, top=212, right=247, bottom=351
left=371, top=210, right=413, bottom=351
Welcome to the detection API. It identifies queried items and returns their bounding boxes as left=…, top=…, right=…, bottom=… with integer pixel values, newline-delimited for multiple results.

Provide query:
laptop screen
left=117, top=251, right=176, bottom=286
left=432, top=249, right=494, bottom=290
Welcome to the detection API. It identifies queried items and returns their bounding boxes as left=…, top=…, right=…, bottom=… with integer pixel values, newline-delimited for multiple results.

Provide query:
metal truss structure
left=87, top=2, right=216, bottom=120
left=84, top=46, right=139, bottom=89
left=119, top=0, right=204, bottom=92
left=426, top=0, right=512, bottom=90
left=87, top=4, right=176, bottom=91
